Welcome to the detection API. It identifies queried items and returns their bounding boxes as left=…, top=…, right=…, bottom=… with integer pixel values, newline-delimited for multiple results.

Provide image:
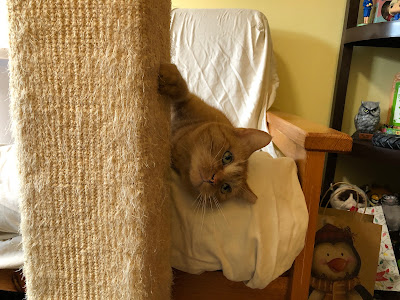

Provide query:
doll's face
left=312, top=242, right=359, bottom=281
left=390, top=1, right=400, bottom=14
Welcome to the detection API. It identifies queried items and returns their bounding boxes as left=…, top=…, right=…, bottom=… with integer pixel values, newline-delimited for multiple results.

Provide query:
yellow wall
left=172, top=0, right=347, bottom=126
left=334, top=47, right=400, bottom=190
left=172, top=1, right=400, bottom=190
left=341, top=47, right=400, bottom=135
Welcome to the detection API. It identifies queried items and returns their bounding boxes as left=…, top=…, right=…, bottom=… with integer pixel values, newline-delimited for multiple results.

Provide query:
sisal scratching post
left=7, top=1, right=171, bottom=299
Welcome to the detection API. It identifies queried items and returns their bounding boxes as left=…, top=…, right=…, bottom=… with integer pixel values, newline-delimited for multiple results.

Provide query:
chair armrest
left=266, top=109, right=352, bottom=299
left=267, top=109, right=352, bottom=153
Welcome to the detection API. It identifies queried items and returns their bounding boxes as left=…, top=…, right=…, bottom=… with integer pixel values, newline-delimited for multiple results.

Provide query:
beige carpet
left=7, top=1, right=171, bottom=299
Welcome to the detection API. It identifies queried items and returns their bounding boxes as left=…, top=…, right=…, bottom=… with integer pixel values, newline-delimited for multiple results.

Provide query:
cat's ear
left=241, top=183, right=257, bottom=204
left=234, top=128, right=272, bottom=155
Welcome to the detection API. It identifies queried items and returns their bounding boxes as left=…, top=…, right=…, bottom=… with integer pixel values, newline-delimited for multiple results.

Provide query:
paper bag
left=309, top=208, right=382, bottom=300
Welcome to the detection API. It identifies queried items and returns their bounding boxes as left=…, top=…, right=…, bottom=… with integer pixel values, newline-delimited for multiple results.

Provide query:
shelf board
left=344, top=21, right=400, bottom=47
left=347, top=138, right=400, bottom=165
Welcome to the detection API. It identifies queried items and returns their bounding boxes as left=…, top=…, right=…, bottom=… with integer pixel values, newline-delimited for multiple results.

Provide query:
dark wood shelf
left=348, top=138, right=400, bottom=165
left=344, top=21, right=400, bottom=47
left=323, top=0, right=400, bottom=191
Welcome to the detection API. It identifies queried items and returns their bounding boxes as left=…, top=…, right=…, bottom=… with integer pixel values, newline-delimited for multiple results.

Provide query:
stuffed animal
left=309, top=224, right=373, bottom=300
left=329, top=183, right=368, bottom=210
left=364, top=184, right=392, bottom=206
left=381, top=194, right=400, bottom=231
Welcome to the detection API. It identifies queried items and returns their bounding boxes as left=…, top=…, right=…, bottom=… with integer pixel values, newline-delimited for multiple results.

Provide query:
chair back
left=170, top=9, right=279, bottom=134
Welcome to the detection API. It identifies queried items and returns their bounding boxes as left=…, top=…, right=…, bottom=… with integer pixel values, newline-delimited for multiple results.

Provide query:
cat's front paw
left=158, top=63, right=189, bottom=99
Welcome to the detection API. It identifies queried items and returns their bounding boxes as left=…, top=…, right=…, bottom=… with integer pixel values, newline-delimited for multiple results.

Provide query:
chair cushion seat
left=170, top=152, right=308, bottom=289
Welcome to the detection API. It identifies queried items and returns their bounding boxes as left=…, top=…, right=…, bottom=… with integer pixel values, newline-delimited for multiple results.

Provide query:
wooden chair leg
left=288, top=151, right=325, bottom=300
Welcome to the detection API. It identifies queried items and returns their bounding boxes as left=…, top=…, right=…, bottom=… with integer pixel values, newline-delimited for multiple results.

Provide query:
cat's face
left=177, top=123, right=271, bottom=205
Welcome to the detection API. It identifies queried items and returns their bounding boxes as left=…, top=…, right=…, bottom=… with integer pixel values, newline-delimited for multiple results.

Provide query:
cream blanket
left=171, top=151, right=308, bottom=289
left=0, top=148, right=308, bottom=289
left=170, top=9, right=279, bottom=156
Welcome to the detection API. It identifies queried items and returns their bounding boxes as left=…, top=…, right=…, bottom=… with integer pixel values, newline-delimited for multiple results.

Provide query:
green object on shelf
left=385, top=128, right=400, bottom=135
left=390, top=82, right=400, bottom=127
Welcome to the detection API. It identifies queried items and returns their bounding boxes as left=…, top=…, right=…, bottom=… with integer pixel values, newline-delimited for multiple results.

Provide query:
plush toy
left=329, top=183, right=368, bottom=210
left=309, top=224, right=373, bottom=300
left=364, top=184, right=392, bottom=206
left=381, top=194, right=400, bottom=231
left=389, top=0, right=400, bottom=21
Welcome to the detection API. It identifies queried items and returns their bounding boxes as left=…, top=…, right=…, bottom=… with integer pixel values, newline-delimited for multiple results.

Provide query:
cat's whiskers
left=238, top=185, right=249, bottom=194
left=193, top=193, right=201, bottom=208
left=193, top=193, right=203, bottom=215
left=192, top=194, right=202, bottom=216
left=213, top=196, right=229, bottom=226
left=209, top=196, right=217, bottom=232
left=201, top=194, right=207, bottom=233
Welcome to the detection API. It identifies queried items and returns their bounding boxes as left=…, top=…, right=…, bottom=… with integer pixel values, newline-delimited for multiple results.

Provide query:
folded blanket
left=170, top=151, right=308, bottom=289
left=0, top=235, right=23, bottom=269
left=0, top=147, right=308, bottom=287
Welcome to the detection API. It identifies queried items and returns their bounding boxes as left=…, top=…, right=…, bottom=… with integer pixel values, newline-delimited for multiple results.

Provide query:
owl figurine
left=354, top=101, right=380, bottom=133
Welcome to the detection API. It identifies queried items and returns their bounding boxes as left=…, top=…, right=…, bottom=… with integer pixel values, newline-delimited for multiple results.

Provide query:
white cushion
left=171, top=152, right=308, bottom=288
left=0, top=235, right=23, bottom=269
left=170, top=9, right=279, bottom=156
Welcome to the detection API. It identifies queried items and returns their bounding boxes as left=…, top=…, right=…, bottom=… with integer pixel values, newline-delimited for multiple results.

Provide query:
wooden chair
left=0, top=112, right=352, bottom=299
left=0, top=7, right=352, bottom=298
left=0, top=110, right=352, bottom=300
left=172, top=109, right=352, bottom=300
left=0, top=113, right=352, bottom=300
left=167, top=9, right=352, bottom=299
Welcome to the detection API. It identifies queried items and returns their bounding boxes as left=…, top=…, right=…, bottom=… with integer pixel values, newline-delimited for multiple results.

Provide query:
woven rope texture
left=372, top=132, right=400, bottom=150
left=7, top=1, right=171, bottom=299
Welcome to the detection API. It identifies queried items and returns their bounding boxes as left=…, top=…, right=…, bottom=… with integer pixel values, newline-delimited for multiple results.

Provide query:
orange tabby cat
left=159, top=63, right=271, bottom=204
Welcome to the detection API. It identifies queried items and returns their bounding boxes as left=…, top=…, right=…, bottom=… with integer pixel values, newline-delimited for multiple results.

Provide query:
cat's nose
left=208, top=174, right=218, bottom=185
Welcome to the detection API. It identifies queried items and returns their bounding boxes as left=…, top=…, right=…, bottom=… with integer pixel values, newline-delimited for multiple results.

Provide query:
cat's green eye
left=221, top=183, right=232, bottom=194
left=222, top=151, right=233, bottom=165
